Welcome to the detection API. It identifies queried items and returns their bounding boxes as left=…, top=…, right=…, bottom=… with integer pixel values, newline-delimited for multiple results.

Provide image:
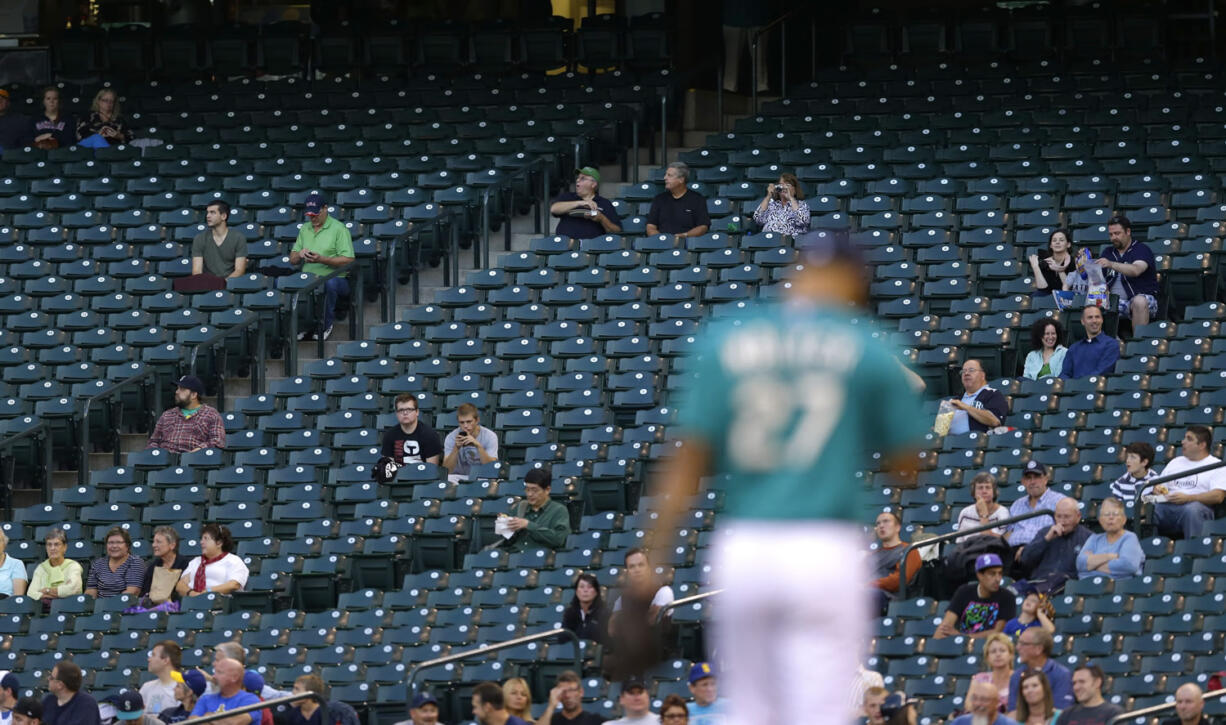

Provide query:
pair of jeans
left=322, top=276, right=350, bottom=330
left=1153, top=501, right=1214, bottom=539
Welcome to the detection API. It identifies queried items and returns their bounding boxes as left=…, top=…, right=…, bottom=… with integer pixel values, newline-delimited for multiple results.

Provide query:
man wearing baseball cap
left=104, top=689, right=161, bottom=725
left=12, top=696, right=41, bottom=725
left=549, top=166, right=621, bottom=239
left=0, top=670, right=20, bottom=721
left=290, top=191, right=354, bottom=341
left=146, top=375, right=226, bottom=453
left=1005, top=461, right=1066, bottom=555
left=686, top=663, right=728, bottom=724
left=393, top=692, right=440, bottom=725
left=934, top=553, right=1015, bottom=640
left=606, top=678, right=656, bottom=725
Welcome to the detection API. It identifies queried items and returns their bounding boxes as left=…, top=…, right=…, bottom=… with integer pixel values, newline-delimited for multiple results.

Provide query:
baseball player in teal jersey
left=650, top=231, right=928, bottom=724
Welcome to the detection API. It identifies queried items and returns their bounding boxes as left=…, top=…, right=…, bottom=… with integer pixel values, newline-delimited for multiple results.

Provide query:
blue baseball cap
left=243, top=670, right=265, bottom=694
left=796, top=230, right=864, bottom=267
left=182, top=668, right=208, bottom=697
left=688, top=662, right=715, bottom=684
left=106, top=690, right=144, bottom=720
left=976, top=553, right=1004, bottom=572
left=304, top=192, right=325, bottom=215
left=175, top=375, right=205, bottom=396
left=411, top=692, right=438, bottom=709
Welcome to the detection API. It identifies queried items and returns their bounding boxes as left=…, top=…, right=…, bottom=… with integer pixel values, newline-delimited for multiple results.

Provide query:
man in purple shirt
left=1060, top=305, right=1120, bottom=379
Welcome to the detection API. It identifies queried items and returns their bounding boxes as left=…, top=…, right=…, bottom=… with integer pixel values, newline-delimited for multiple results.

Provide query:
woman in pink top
left=969, top=633, right=1014, bottom=712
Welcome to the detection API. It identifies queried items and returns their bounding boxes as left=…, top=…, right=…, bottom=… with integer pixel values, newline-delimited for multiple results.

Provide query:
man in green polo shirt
left=290, top=191, right=354, bottom=341
left=496, top=467, right=570, bottom=552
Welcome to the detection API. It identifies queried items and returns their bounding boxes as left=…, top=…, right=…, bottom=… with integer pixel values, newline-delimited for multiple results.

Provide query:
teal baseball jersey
left=676, top=300, right=927, bottom=521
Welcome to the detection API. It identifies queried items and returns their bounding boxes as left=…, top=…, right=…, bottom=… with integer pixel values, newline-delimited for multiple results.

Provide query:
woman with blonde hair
left=502, top=676, right=533, bottom=722
left=968, top=632, right=1014, bottom=712
left=77, top=87, right=133, bottom=144
left=0, top=529, right=27, bottom=597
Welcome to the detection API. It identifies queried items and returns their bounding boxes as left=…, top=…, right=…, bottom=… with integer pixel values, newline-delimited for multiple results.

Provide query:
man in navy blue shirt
left=1095, top=214, right=1160, bottom=327
left=1060, top=305, right=1119, bottom=379
left=549, top=166, right=622, bottom=239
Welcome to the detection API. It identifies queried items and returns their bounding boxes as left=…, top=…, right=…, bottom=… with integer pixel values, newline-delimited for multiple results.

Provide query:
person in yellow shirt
left=28, top=529, right=83, bottom=609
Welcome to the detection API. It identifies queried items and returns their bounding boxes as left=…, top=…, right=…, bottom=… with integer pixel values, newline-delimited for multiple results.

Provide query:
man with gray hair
left=646, top=161, right=710, bottom=237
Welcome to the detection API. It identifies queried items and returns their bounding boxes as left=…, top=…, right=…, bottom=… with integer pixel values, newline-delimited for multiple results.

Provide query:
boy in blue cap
left=934, top=553, right=1016, bottom=640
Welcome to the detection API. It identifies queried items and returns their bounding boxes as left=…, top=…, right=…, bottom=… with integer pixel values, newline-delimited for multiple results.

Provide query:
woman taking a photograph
left=752, top=173, right=810, bottom=236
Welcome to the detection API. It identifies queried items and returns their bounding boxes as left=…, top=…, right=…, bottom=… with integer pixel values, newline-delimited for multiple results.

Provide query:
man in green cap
left=549, top=166, right=622, bottom=239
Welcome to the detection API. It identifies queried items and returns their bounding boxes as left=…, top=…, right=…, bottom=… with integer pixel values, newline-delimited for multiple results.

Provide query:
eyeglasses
left=960, top=368, right=983, bottom=374
left=662, top=714, right=687, bottom=721
left=396, top=408, right=418, bottom=414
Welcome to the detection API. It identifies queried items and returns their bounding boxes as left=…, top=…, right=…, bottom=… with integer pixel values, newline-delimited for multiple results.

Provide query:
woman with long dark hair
left=561, top=572, right=608, bottom=644
left=1022, top=318, right=1068, bottom=380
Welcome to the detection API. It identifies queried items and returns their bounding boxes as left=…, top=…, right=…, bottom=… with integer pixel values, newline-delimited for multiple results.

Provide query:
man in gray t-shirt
left=191, top=200, right=248, bottom=278
left=443, top=403, right=499, bottom=478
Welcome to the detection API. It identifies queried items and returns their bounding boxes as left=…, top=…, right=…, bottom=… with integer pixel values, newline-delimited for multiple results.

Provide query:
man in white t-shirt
left=605, top=678, right=659, bottom=725
left=1154, top=426, right=1226, bottom=539
left=138, top=640, right=182, bottom=717
left=609, top=548, right=675, bottom=637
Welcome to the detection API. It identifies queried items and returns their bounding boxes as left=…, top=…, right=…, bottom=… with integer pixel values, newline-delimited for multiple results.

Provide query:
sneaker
left=321, top=325, right=333, bottom=341
left=297, top=329, right=315, bottom=341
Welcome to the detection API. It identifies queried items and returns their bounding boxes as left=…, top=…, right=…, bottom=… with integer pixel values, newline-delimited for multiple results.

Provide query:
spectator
left=870, top=510, right=921, bottom=612
left=0, top=88, right=32, bottom=151
left=502, top=678, right=533, bottom=723
left=1005, top=462, right=1066, bottom=552
left=948, top=682, right=1018, bottom=725
left=290, top=192, right=354, bottom=342
left=106, top=690, right=161, bottom=725
left=13, top=696, right=42, bottom=725
left=863, top=686, right=889, bottom=725
left=561, top=572, right=609, bottom=645
left=0, top=530, right=27, bottom=597
left=137, top=527, right=191, bottom=609
left=1003, top=587, right=1056, bottom=638
left=84, top=527, right=145, bottom=598
left=158, top=670, right=205, bottom=723
left=605, top=678, right=657, bottom=725
left=1017, top=498, right=1091, bottom=593
left=934, top=554, right=1015, bottom=640
left=550, top=166, right=622, bottom=239
left=968, top=633, right=1015, bottom=714
left=41, top=662, right=101, bottom=725
left=1029, top=229, right=1077, bottom=295
left=685, top=663, right=727, bottom=725
left=1108, top=441, right=1157, bottom=512
left=470, top=681, right=532, bottom=725
left=1152, top=425, right=1226, bottom=539
left=146, top=375, right=226, bottom=453
left=199, top=643, right=290, bottom=700
left=1059, top=306, right=1119, bottom=380
left=659, top=695, right=688, bottom=724
left=175, top=523, right=249, bottom=599
left=242, top=671, right=274, bottom=725
left=139, top=640, right=183, bottom=717
left=29, top=529, right=82, bottom=608
left=0, top=671, right=20, bottom=717
left=392, top=692, right=441, bottom=725
left=1095, top=215, right=1160, bottom=328
left=32, top=86, right=74, bottom=150
left=191, top=200, right=248, bottom=280
left=1054, top=664, right=1121, bottom=725
left=1009, top=669, right=1061, bottom=725
left=945, top=359, right=1009, bottom=435
left=442, top=403, right=498, bottom=478
left=1022, top=319, right=1068, bottom=381
left=537, top=671, right=605, bottom=725
left=1076, top=497, right=1144, bottom=580
left=1161, top=683, right=1209, bottom=725
left=76, top=88, right=133, bottom=145
left=751, top=173, right=810, bottom=236
left=645, top=162, right=710, bottom=238
left=609, top=548, right=674, bottom=638
left=190, top=658, right=260, bottom=725
left=955, top=473, right=1011, bottom=541
left=880, top=693, right=920, bottom=725
left=1006, top=629, right=1073, bottom=712
left=381, top=394, right=443, bottom=466
left=852, top=667, right=886, bottom=721
left=274, top=674, right=360, bottom=725
left=496, top=468, right=570, bottom=552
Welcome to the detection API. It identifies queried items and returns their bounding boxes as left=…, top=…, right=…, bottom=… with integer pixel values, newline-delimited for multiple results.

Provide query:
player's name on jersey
left=720, top=322, right=862, bottom=375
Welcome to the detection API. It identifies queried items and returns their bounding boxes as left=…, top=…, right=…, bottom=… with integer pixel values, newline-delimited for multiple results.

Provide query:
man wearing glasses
left=946, top=359, right=1009, bottom=435
left=1006, top=629, right=1073, bottom=711
left=381, top=394, right=443, bottom=466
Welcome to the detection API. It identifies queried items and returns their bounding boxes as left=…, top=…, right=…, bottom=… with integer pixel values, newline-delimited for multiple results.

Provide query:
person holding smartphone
left=442, top=403, right=499, bottom=479
left=752, top=172, right=810, bottom=236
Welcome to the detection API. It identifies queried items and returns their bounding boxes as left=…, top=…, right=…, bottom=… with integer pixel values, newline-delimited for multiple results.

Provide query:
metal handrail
left=185, top=691, right=317, bottom=725
left=185, top=313, right=264, bottom=411
left=0, top=417, right=53, bottom=512
left=406, top=627, right=580, bottom=696
left=78, top=368, right=160, bottom=487
left=480, top=156, right=548, bottom=271
left=1109, top=687, right=1226, bottom=724
left=749, top=7, right=812, bottom=114
left=655, top=588, right=724, bottom=625
left=285, top=259, right=357, bottom=377
left=898, top=508, right=1056, bottom=599
left=1132, top=458, right=1226, bottom=510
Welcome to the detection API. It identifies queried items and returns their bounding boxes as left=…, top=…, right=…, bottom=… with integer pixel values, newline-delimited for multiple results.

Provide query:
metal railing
left=1110, top=687, right=1226, bottom=724
left=406, top=627, right=580, bottom=696
left=187, top=691, right=316, bottom=725
left=78, top=368, right=161, bottom=487
left=1133, top=458, right=1226, bottom=510
left=898, top=508, right=1056, bottom=599
left=186, top=313, right=265, bottom=411
left=0, top=417, right=54, bottom=513
left=284, top=259, right=360, bottom=377
left=655, top=588, right=724, bottom=625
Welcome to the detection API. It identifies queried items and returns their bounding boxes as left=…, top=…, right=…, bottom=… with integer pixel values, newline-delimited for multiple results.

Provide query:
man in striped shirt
left=1109, top=441, right=1157, bottom=512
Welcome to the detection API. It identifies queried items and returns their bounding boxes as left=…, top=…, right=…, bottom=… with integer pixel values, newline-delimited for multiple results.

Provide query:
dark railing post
left=897, top=509, right=1057, bottom=599
left=406, top=628, right=580, bottom=697
left=659, top=92, right=668, bottom=164
left=631, top=116, right=640, bottom=183
left=77, top=369, right=157, bottom=487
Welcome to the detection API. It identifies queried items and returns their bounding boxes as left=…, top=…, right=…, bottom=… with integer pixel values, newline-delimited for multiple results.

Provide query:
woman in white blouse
left=1022, top=318, right=1068, bottom=381
left=175, top=523, right=249, bottom=598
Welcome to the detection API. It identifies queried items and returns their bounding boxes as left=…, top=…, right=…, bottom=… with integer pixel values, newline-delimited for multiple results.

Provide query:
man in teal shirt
left=290, top=192, right=354, bottom=341
left=650, top=231, right=927, bottom=725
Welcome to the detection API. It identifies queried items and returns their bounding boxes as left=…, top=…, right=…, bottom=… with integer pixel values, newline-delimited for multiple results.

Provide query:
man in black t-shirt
left=645, top=161, right=711, bottom=238
left=1056, top=664, right=1123, bottom=725
left=380, top=393, right=442, bottom=465
left=537, top=671, right=606, bottom=725
left=550, top=166, right=622, bottom=240
left=933, top=553, right=1016, bottom=639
